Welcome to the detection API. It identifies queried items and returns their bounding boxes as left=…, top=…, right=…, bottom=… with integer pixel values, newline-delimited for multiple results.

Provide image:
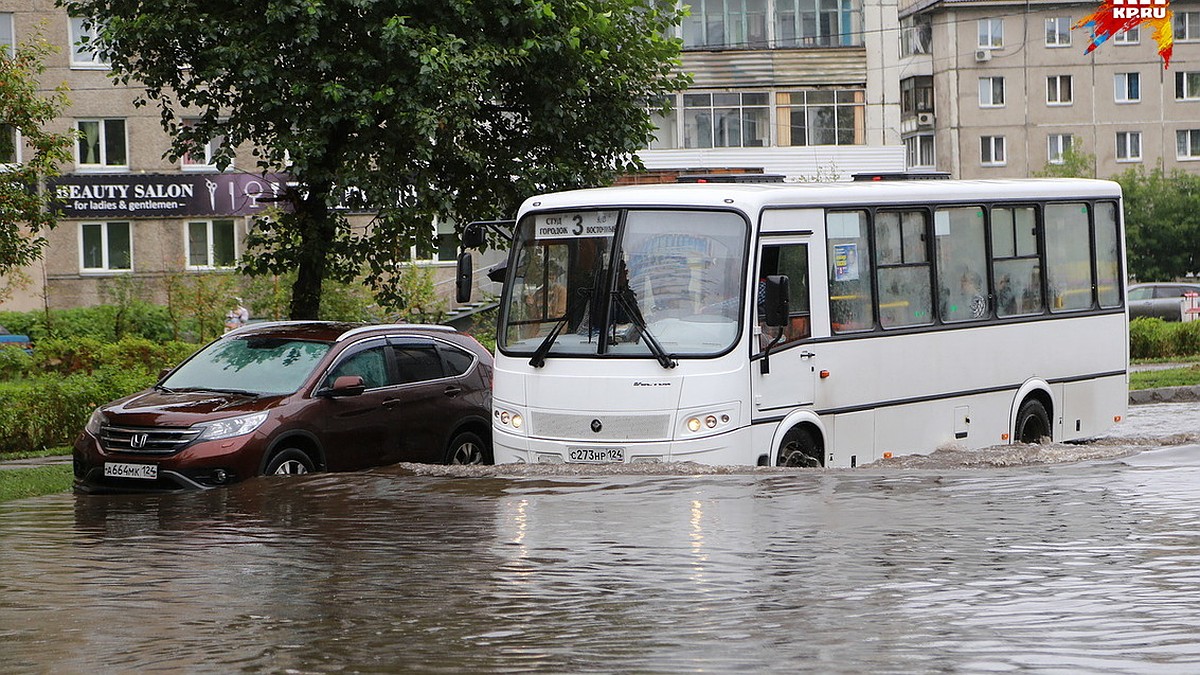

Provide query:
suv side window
left=393, top=343, right=445, bottom=384
left=323, top=344, right=390, bottom=389
left=440, top=344, right=476, bottom=377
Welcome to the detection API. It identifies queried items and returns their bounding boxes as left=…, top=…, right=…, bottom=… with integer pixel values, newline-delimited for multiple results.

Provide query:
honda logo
left=130, top=433, right=149, bottom=449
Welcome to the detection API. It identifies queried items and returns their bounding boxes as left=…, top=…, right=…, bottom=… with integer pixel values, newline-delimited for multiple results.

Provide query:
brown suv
left=73, top=322, right=493, bottom=492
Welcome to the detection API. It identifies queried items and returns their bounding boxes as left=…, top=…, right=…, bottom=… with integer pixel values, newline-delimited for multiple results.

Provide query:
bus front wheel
left=777, top=426, right=823, bottom=468
left=1015, top=399, right=1051, bottom=444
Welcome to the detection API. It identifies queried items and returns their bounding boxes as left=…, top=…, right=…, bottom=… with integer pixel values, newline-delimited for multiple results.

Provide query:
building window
left=180, top=119, right=227, bottom=170
left=1117, top=131, right=1142, bottom=162
left=80, top=222, right=132, bottom=272
left=979, top=77, right=1005, bottom=107
left=905, top=134, right=935, bottom=169
left=1045, top=17, right=1072, bottom=47
left=1047, top=134, right=1073, bottom=164
left=1177, top=129, right=1200, bottom=159
left=775, top=89, right=865, bottom=146
left=1, top=12, right=14, bottom=56
left=683, top=92, right=770, bottom=148
left=981, top=136, right=1006, bottom=165
left=900, top=76, right=933, bottom=115
left=1115, top=73, right=1140, bottom=103
left=681, top=0, right=769, bottom=49
left=775, top=0, right=864, bottom=48
left=978, top=18, right=1003, bottom=48
left=1114, top=26, right=1140, bottom=44
left=186, top=219, right=237, bottom=268
left=1176, top=72, right=1200, bottom=101
left=1174, top=11, right=1200, bottom=42
left=413, top=220, right=459, bottom=261
left=648, top=96, right=679, bottom=150
left=76, top=119, right=127, bottom=169
left=69, top=17, right=108, bottom=68
left=1047, top=75, right=1073, bottom=105
left=900, top=15, right=931, bottom=56
left=0, top=124, right=16, bottom=165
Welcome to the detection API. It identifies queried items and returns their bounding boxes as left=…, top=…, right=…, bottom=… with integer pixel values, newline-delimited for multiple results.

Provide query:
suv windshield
left=163, top=337, right=332, bottom=395
left=500, top=209, right=748, bottom=360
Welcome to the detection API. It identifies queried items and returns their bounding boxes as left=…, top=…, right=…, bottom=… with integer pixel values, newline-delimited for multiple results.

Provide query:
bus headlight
left=494, top=407, right=526, bottom=434
left=681, top=409, right=735, bottom=438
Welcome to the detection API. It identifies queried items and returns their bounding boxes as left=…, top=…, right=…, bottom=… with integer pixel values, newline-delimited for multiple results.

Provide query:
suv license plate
left=567, top=447, right=626, bottom=463
left=104, top=462, right=157, bottom=480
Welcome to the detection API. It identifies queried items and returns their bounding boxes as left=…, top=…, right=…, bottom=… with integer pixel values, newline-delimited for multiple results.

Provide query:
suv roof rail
left=335, top=323, right=457, bottom=342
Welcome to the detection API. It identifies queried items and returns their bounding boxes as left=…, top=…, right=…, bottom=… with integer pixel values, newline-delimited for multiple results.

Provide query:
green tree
left=60, top=0, right=690, bottom=319
left=1115, top=166, right=1200, bottom=281
left=1033, top=146, right=1096, bottom=178
left=0, top=29, right=75, bottom=279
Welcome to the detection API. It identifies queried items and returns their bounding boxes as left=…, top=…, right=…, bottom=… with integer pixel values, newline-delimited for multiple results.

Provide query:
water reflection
left=2, top=438, right=1200, bottom=671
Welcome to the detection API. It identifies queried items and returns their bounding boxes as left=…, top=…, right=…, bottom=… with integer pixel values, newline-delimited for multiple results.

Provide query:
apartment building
left=1, top=0, right=480, bottom=314
left=638, top=0, right=908, bottom=179
left=898, top=0, right=1200, bottom=178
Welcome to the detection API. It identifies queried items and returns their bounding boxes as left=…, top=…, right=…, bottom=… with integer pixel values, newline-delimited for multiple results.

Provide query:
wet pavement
left=2, top=399, right=1200, bottom=671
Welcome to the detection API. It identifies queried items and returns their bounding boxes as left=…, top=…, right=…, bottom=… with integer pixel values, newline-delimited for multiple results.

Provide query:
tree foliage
left=1033, top=146, right=1096, bottom=178
left=1115, top=166, right=1200, bottom=281
left=0, top=29, right=75, bottom=276
left=60, top=0, right=690, bottom=318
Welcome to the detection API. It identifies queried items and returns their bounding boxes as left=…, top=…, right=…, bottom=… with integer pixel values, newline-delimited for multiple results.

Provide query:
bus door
left=753, top=237, right=816, bottom=413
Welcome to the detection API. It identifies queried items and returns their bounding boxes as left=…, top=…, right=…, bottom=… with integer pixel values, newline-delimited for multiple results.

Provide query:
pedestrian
left=224, top=297, right=250, bottom=333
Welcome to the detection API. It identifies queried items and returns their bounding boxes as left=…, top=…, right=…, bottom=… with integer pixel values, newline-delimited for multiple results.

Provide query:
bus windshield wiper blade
left=613, top=289, right=677, bottom=369
left=528, top=316, right=570, bottom=368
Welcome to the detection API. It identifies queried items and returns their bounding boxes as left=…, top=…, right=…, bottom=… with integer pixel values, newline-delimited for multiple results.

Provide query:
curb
left=1129, top=385, right=1200, bottom=405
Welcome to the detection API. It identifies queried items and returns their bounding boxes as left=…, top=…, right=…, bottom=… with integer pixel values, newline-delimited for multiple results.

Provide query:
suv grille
left=100, top=425, right=203, bottom=455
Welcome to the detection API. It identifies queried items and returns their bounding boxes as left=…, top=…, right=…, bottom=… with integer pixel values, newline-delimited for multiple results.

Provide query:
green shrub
left=1173, top=320, right=1200, bottom=357
left=0, top=346, right=33, bottom=379
left=0, top=368, right=156, bottom=454
left=1129, top=317, right=1175, bottom=359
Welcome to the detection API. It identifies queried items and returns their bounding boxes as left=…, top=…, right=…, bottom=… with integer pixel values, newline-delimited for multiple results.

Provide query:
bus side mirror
left=461, top=222, right=486, bottom=249
left=763, top=275, right=790, bottom=327
left=456, top=252, right=473, bottom=304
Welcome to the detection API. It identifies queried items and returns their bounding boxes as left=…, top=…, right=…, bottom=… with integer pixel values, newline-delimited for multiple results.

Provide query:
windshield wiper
left=153, top=383, right=175, bottom=393
left=171, top=386, right=261, bottom=398
left=613, top=287, right=677, bottom=369
left=528, top=315, right=570, bottom=368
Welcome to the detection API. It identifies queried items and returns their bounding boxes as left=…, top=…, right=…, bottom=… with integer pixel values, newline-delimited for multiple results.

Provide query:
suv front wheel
left=265, top=448, right=315, bottom=475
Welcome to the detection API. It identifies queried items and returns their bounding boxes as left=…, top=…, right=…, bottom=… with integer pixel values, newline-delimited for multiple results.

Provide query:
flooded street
left=5, top=404, right=1200, bottom=672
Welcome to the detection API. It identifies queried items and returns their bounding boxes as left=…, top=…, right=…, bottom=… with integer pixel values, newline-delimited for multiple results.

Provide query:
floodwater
left=4, top=404, right=1200, bottom=672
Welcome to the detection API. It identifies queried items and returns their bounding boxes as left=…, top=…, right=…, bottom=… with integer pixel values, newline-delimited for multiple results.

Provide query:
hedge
left=1129, top=317, right=1200, bottom=360
left=0, top=336, right=200, bottom=455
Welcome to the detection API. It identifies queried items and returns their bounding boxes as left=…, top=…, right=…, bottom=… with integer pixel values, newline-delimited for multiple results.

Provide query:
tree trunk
left=288, top=186, right=334, bottom=320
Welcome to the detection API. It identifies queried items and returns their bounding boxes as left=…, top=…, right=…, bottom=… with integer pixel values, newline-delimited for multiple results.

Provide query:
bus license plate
left=567, top=447, right=626, bottom=463
left=104, top=462, right=157, bottom=480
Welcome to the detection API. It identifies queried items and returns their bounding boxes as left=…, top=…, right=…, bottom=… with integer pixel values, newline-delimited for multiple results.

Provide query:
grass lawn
left=1130, top=364, right=1200, bottom=390
left=0, top=464, right=73, bottom=503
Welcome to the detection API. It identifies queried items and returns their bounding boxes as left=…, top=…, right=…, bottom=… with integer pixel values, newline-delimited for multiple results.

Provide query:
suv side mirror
left=456, top=251, right=473, bottom=304
left=763, top=275, right=790, bottom=327
left=326, top=375, right=366, bottom=398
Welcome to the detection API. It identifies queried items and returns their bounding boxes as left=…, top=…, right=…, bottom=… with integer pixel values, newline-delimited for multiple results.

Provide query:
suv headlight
left=196, top=412, right=269, bottom=441
left=85, top=408, right=106, bottom=436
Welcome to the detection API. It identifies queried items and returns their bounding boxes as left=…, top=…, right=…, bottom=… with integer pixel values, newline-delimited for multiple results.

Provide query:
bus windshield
left=500, top=209, right=749, bottom=360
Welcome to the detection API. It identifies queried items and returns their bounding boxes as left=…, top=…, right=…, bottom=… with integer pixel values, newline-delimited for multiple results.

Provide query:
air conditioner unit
left=916, top=112, right=935, bottom=126
left=975, top=49, right=992, bottom=62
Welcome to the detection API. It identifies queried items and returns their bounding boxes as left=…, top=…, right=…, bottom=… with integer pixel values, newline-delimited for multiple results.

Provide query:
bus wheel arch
left=1012, top=384, right=1054, bottom=445
left=770, top=412, right=827, bottom=467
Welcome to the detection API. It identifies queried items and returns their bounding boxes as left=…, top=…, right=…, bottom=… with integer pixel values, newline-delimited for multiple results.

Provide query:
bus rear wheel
left=777, top=426, right=823, bottom=468
left=1015, top=399, right=1051, bottom=444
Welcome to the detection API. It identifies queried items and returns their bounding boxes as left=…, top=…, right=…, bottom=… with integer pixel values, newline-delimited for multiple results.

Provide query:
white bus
left=460, top=176, right=1127, bottom=468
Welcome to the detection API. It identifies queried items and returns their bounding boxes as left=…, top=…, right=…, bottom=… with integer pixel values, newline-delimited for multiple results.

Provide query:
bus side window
left=827, top=210, right=874, bottom=333
left=759, top=243, right=811, bottom=349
